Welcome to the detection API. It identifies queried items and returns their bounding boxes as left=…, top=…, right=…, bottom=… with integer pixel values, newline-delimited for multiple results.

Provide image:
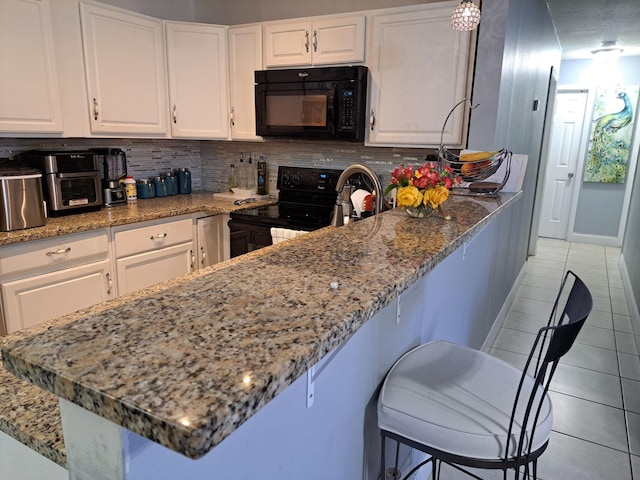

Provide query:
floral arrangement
left=385, top=162, right=461, bottom=216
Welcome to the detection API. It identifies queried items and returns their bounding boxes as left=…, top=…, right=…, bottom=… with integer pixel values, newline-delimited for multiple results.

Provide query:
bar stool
left=377, top=270, right=592, bottom=480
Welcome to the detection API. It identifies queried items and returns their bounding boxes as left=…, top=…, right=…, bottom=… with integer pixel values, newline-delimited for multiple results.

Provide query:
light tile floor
left=487, top=238, right=639, bottom=480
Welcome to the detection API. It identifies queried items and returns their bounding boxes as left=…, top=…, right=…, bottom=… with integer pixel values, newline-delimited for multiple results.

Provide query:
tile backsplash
left=0, top=137, right=437, bottom=195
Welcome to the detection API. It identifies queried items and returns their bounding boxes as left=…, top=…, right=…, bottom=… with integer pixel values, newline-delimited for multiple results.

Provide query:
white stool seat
left=378, top=340, right=553, bottom=461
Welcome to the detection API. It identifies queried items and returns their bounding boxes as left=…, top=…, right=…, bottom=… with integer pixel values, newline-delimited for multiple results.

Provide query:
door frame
left=554, top=87, right=593, bottom=244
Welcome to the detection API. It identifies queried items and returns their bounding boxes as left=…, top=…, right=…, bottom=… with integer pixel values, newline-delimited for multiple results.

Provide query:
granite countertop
left=1, top=192, right=521, bottom=462
left=0, top=192, right=276, bottom=247
left=0, top=191, right=275, bottom=468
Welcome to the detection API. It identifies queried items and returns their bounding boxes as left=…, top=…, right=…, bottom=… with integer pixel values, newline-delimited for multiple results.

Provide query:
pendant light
left=451, top=0, right=481, bottom=31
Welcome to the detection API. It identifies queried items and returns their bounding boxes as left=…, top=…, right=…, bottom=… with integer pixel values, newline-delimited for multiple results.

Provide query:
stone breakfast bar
left=1, top=191, right=523, bottom=480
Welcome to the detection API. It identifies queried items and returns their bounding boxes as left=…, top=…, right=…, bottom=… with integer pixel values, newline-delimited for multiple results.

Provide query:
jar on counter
left=152, top=176, right=168, bottom=197
left=175, top=168, right=192, bottom=194
left=124, top=176, right=137, bottom=204
left=162, top=171, right=177, bottom=196
left=137, top=178, right=155, bottom=199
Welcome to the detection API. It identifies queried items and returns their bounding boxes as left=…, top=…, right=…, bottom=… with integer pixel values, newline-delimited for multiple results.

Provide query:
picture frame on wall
left=584, top=85, right=639, bottom=184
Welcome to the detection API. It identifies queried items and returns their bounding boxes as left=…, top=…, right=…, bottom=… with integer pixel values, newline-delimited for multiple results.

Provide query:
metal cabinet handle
left=93, top=98, right=99, bottom=120
left=201, top=246, right=206, bottom=264
left=46, top=247, right=71, bottom=256
left=304, top=30, right=310, bottom=52
left=172, top=105, right=177, bottom=124
left=230, top=107, right=235, bottom=127
left=369, top=109, right=376, bottom=131
left=106, top=272, right=113, bottom=295
left=313, top=30, right=318, bottom=52
left=150, top=233, right=167, bottom=240
left=190, top=249, right=195, bottom=269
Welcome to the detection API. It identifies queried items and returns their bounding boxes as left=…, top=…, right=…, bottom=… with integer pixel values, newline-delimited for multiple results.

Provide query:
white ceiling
left=546, top=0, right=640, bottom=59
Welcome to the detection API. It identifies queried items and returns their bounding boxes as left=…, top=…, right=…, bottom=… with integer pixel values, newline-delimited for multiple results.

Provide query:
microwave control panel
left=340, top=90, right=356, bottom=130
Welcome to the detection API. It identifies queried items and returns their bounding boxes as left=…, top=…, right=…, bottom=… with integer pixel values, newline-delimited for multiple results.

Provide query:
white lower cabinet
left=1, top=259, right=113, bottom=334
left=113, top=216, right=194, bottom=296
left=0, top=214, right=229, bottom=334
left=195, top=214, right=229, bottom=268
left=0, top=229, right=113, bottom=335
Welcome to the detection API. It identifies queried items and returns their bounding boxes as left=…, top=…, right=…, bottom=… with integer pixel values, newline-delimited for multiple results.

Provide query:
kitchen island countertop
left=1, top=191, right=521, bottom=463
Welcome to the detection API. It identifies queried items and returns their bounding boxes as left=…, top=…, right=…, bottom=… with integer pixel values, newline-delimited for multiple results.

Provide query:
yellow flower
left=423, top=185, right=449, bottom=209
left=396, top=185, right=423, bottom=208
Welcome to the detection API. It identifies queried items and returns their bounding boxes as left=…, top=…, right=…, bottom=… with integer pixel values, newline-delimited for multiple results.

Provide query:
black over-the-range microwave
left=254, top=65, right=368, bottom=141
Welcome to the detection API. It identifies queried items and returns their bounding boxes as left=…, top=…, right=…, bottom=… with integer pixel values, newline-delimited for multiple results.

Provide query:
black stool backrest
left=507, top=270, right=592, bottom=470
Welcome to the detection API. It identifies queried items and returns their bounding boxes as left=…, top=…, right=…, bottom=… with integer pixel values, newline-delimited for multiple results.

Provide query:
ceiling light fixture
left=591, top=40, right=624, bottom=57
left=451, top=0, right=481, bottom=31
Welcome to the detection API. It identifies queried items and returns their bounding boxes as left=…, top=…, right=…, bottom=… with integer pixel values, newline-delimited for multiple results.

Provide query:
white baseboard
left=481, top=261, right=528, bottom=353
left=619, top=253, right=640, bottom=334
left=568, top=232, right=621, bottom=247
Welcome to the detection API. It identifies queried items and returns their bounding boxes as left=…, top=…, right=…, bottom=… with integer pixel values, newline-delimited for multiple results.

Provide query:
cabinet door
left=228, top=24, right=262, bottom=140
left=367, top=3, right=472, bottom=147
left=166, top=22, right=229, bottom=139
left=1, top=258, right=114, bottom=334
left=263, top=20, right=312, bottom=67
left=80, top=2, right=168, bottom=135
left=0, top=0, right=63, bottom=134
left=196, top=215, right=229, bottom=268
left=116, top=242, right=194, bottom=296
left=311, top=15, right=365, bottom=66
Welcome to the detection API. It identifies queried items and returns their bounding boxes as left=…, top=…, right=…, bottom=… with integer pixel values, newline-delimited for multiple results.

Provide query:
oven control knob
left=282, top=173, right=290, bottom=185
left=292, top=174, right=302, bottom=185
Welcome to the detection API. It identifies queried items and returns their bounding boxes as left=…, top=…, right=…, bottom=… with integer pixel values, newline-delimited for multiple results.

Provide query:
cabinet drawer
left=114, top=218, right=193, bottom=258
left=0, top=230, right=109, bottom=277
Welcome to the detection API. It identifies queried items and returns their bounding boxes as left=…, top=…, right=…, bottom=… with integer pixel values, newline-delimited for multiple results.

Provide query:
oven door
left=255, top=81, right=336, bottom=139
left=45, top=172, right=103, bottom=214
left=228, top=219, right=274, bottom=258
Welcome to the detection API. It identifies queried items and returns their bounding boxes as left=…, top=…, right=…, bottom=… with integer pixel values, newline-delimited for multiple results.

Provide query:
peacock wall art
left=584, top=86, right=639, bottom=183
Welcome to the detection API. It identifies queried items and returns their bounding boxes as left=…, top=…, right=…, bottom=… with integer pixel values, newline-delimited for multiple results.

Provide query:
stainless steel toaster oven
left=19, top=150, right=103, bottom=216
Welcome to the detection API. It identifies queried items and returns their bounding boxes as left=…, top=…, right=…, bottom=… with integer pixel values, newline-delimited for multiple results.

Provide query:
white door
left=263, top=20, right=312, bottom=67
left=0, top=0, right=64, bottom=134
left=367, top=2, right=472, bottom=147
left=166, top=22, right=229, bottom=139
left=228, top=24, right=262, bottom=140
left=80, top=2, right=168, bottom=135
left=538, top=90, right=588, bottom=239
left=196, top=216, right=222, bottom=268
left=311, top=15, right=365, bottom=65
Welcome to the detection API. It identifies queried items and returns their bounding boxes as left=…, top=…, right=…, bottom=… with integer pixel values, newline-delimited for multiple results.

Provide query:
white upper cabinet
left=0, top=0, right=64, bottom=134
left=263, top=14, right=365, bottom=67
left=79, top=1, right=168, bottom=136
left=166, top=22, right=229, bottom=139
left=366, top=2, right=473, bottom=148
left=228, top=24, right=262, bottom=141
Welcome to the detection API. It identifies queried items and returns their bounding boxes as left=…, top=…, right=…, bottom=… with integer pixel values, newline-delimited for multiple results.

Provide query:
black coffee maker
left=92, top=148, right=127, bottom=206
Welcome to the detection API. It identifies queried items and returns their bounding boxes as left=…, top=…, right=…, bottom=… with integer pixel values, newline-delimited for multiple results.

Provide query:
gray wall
left=623, top=146, right=640, bottom=328
left=471, top=0, right=561, bottom=283
left=94, top=0, right=444, bottom=24
left=558, top=57, right=640, bottom=238
left=193, top=0, right=441, bottom=24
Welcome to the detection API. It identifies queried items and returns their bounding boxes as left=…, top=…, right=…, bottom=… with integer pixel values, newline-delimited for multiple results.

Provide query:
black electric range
left=228, top=166, right=343, bottom=257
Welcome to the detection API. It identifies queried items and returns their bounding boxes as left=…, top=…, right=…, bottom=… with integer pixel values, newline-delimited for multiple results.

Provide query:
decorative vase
left=405, top=205, right=435, bottom=218
left=404, top=203, right=452, bottom=220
